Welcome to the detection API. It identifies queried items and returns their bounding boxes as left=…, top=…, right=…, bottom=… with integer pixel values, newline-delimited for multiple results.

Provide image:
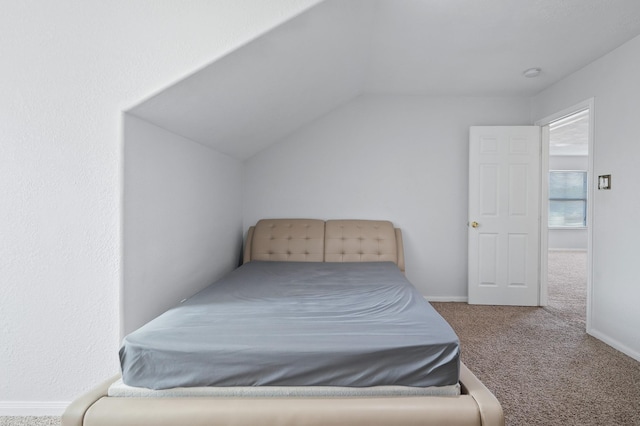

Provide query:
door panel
left=469, top=126, right=540, bottom=305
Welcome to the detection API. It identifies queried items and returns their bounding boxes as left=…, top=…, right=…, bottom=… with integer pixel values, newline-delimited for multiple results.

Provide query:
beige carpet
left=0, top=418, right=59, bottom=426
left=544, top=249, right=588, bottom=329
left=432, top=250, right=640, bottom=426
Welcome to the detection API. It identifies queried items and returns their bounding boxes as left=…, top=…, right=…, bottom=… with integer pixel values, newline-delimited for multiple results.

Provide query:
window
left=549, top=171, right=587, bottom=227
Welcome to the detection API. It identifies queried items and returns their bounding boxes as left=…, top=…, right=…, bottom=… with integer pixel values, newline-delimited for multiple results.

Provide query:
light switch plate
left=598, top=174, right=611, bottom=190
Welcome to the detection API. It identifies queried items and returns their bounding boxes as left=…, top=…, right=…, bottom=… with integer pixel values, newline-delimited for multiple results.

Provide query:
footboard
left=62, top=363, right=504, bottom=426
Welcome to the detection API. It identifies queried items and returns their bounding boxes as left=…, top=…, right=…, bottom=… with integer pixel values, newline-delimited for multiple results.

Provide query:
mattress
left=119, top=261, right=460, bottom=390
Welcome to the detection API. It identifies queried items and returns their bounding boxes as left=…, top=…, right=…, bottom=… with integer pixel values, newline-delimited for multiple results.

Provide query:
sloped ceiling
left=128, top=0, right=640, bottom=160
left=128, top=0, right=372, bottom=160
left=366, top=0, right=640, bottom=96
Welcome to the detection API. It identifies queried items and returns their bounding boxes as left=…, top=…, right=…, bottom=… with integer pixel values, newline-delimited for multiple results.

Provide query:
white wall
left=531, top=34, right=640, bottom=361
left=0, top=0, right=319, bottom=414
left=122, top=116, right=242, bottom=335
left=548, top=229, right=588, bottom=251
left=548, top=155, right=589, bottom=250
left=549, top=155, right=588, bottom=171
left=244, top=94, right=531, bottom=299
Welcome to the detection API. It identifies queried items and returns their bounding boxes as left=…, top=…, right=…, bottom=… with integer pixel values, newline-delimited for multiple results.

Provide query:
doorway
left=537, top=100, right=593, bottom=330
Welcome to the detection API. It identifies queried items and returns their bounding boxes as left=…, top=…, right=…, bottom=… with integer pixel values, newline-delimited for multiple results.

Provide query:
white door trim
left=535, top=98, right=595, bottom=331
left=539, top=125, right=550, bottom=306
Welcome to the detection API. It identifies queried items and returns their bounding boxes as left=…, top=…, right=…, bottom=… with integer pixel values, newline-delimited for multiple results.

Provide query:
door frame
left=535, top=98, right=594, bottom=330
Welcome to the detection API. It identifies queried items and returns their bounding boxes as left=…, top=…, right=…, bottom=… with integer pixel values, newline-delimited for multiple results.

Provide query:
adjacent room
left=2, top=1, right=640, bottom=425
left=545, top=108, right=590, bottom=328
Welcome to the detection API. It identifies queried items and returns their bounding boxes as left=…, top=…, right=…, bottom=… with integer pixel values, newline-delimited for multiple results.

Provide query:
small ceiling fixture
left=523, top=67, right=541, bottom=78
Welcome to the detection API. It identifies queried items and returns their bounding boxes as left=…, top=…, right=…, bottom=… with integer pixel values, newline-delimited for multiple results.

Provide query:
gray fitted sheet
left=119, top=261, right=460, bottom=390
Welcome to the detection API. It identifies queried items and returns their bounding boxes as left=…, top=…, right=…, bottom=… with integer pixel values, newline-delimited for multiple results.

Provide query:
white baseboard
left=0, top=401, right=69, bottom=416
left=588, top=329, right=640, bottom=363
left=424, top=296, right=468, bottom=303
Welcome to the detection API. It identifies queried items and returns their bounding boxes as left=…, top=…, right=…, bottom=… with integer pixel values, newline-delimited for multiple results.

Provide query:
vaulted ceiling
left=128, top=0, right=640, bottom=160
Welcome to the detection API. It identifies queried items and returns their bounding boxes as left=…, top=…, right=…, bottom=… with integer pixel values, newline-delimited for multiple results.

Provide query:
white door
left=468, top=126, right=541, bottom=305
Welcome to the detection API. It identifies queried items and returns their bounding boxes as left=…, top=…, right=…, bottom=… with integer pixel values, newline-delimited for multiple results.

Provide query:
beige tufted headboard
left=243, top=219, right=405, bottom=272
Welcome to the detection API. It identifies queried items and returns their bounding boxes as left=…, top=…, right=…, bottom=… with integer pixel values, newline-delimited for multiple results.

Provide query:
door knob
left=470, top=221, right=479, bottom=228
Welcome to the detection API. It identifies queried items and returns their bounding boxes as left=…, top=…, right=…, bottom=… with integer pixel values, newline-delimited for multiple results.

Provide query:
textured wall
left=122, top=115, right=243, bottom=335
left=0, top=0, right=319, bottom=413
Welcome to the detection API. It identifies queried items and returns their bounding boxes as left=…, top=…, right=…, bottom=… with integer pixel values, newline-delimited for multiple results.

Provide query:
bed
left=63, top=219, right=504, bottom=426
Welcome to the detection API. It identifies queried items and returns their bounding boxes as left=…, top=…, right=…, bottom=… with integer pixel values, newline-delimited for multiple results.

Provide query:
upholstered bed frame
left=63, top=219, right=504, bottom=426
left=243, top=219, right=405, bottom=271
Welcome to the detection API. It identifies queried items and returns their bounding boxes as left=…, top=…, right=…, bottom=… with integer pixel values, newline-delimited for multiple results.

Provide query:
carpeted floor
left=3, top=250, right=638, bottom=426
left=0, top=418, right=59, bottom=426
left=432, top=250, right=640, bottom=426
left=544, top=249, right=588, bottom=329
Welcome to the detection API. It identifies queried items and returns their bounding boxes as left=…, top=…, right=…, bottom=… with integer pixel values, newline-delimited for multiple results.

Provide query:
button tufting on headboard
left=250, top=219, right=325, bottom=262
left=243, top=219, right=405, bottom=272
left=325, top=220, right=398, bottom=265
